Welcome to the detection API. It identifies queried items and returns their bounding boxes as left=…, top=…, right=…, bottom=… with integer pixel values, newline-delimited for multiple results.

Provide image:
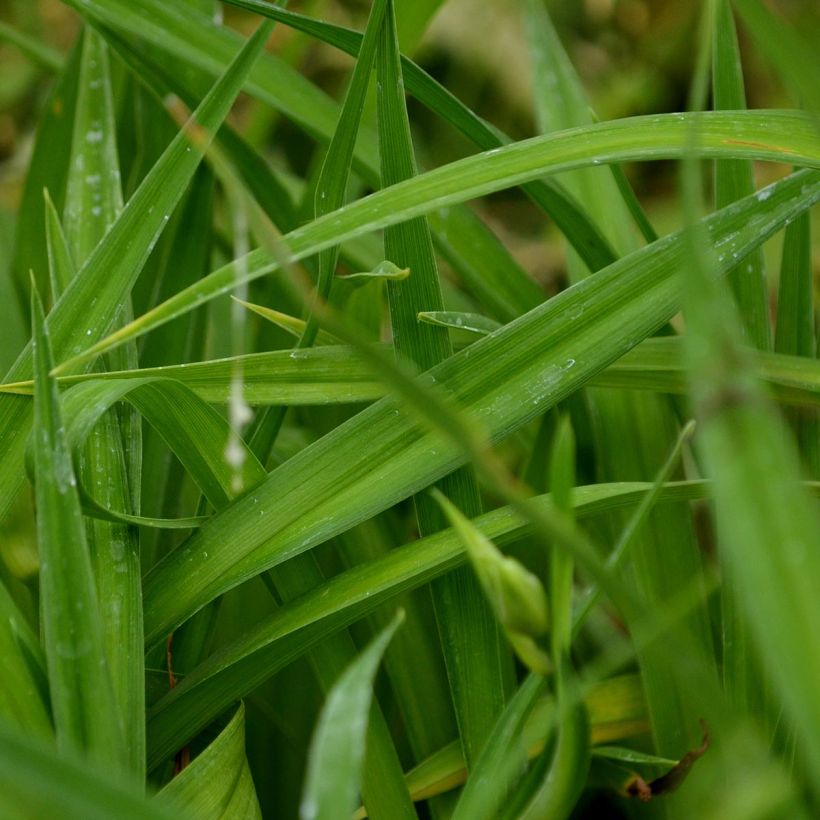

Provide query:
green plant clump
left=0, top=0, right=818, bottom=817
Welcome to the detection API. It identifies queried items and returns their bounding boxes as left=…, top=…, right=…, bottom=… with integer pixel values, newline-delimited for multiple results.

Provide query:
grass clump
left=0, top=0, right=818, bottom=817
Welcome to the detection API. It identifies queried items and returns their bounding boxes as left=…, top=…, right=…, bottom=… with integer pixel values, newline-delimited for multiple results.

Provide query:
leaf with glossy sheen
left=7, top=336, right=820, bottom=408
left=0, top=17, right=275, bottom=524
left=158, top=704, right=261, bottom=820
left=144, top=481, right=717, bottom=767
left=30, top=284, right=124, bottom=767
left=61, top=26, right=145, bottom=777
left=66, top=111, right=820, bottom=368
left=300, top=611, right=404, bottom=820
left=136, top=171, right=820, bottom=649
left=377, top=0, right=510, bottom=766
left=713, top=0, right=770, bottom=349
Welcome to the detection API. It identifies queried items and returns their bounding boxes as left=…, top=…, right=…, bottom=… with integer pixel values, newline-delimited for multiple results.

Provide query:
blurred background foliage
left=1, top=0, right=817, bottom=297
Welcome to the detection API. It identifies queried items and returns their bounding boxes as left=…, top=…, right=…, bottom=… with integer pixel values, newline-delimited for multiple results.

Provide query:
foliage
left=0, top=0, right=818, bottom=817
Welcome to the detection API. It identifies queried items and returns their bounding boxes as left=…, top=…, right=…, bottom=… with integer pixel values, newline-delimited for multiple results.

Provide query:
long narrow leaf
left=63, top=111, right=820, bottom=371
left=143, top=479, right=734, bottom=767
left=377, top=0, right=510, bottom=765
left=0, top=18, right=275, bottom=523
left=30, top=285, right=124, bottom=768
left=139, top=170, right=820, bottom=650
left=300, top=611, right=404, bottom=820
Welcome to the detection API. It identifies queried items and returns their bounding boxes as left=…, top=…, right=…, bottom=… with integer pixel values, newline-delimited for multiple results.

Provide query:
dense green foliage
left=0, top=0, right=818, bottom=817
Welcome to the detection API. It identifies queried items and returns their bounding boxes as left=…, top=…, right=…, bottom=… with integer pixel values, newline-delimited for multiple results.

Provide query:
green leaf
left=8, top=336, right=820, bottom=409
left=0, top=721, right=185, bottom=820
left=30, top=283, right=124, bottom=768
left=62, top=26, right=145, bottom=777
left=548, top=416, right=575, bottom=660
left=63, top=29, right=123, bottom=264
left=158, top=704, right=261, bottom=820
left=43, top=190, right=75, bottom=301
left=337, top=260, right=410, bottom=285
left=298, top=0, right=387, bottom=348
left=377, top=0, right=510, bottom=766
left=451, top=675, right=545, bottom=820
left=66, top=112, right=820, bottom=370
left=135, top=170, right=820, bottom=651
left=417, top=311, right=501, bottom=336
left=300, top=610, right=404, bottom=820
left=0, top=17, right=275, bottom=524
left=144, top=481, right=709, bottom=768
left=433, top=490, right=550, bottom=667
left=713, top=0, right=770, bottom=349
left=233, top=299, right=341, bottom=346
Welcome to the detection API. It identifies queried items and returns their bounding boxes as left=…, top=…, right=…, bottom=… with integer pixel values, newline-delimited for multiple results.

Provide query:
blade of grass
left=30, top=283, right=124, bottom=769
left=0, top=18, right=275, bottom=524
left=377, top=0, right=511, bottom=766
left=44, top=190, right=75, bottom=300
left=8, top=336, right=820, bottom=408
left=158, top=704, right=261, bottom=819
left=63, top=111, right=820, bottom=372
left=144, top=482, right=697, bottom=768
left=136, top=170, right=820, bottom=650
left=713, top=0, right=770, bottom=349
left=61, top=27, right=145, bottom=777
left=300, top=611, right=404, bottom=820
left=525, top=0, right=716, bottom=758
left=0, top=721, right=186, bottom=820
